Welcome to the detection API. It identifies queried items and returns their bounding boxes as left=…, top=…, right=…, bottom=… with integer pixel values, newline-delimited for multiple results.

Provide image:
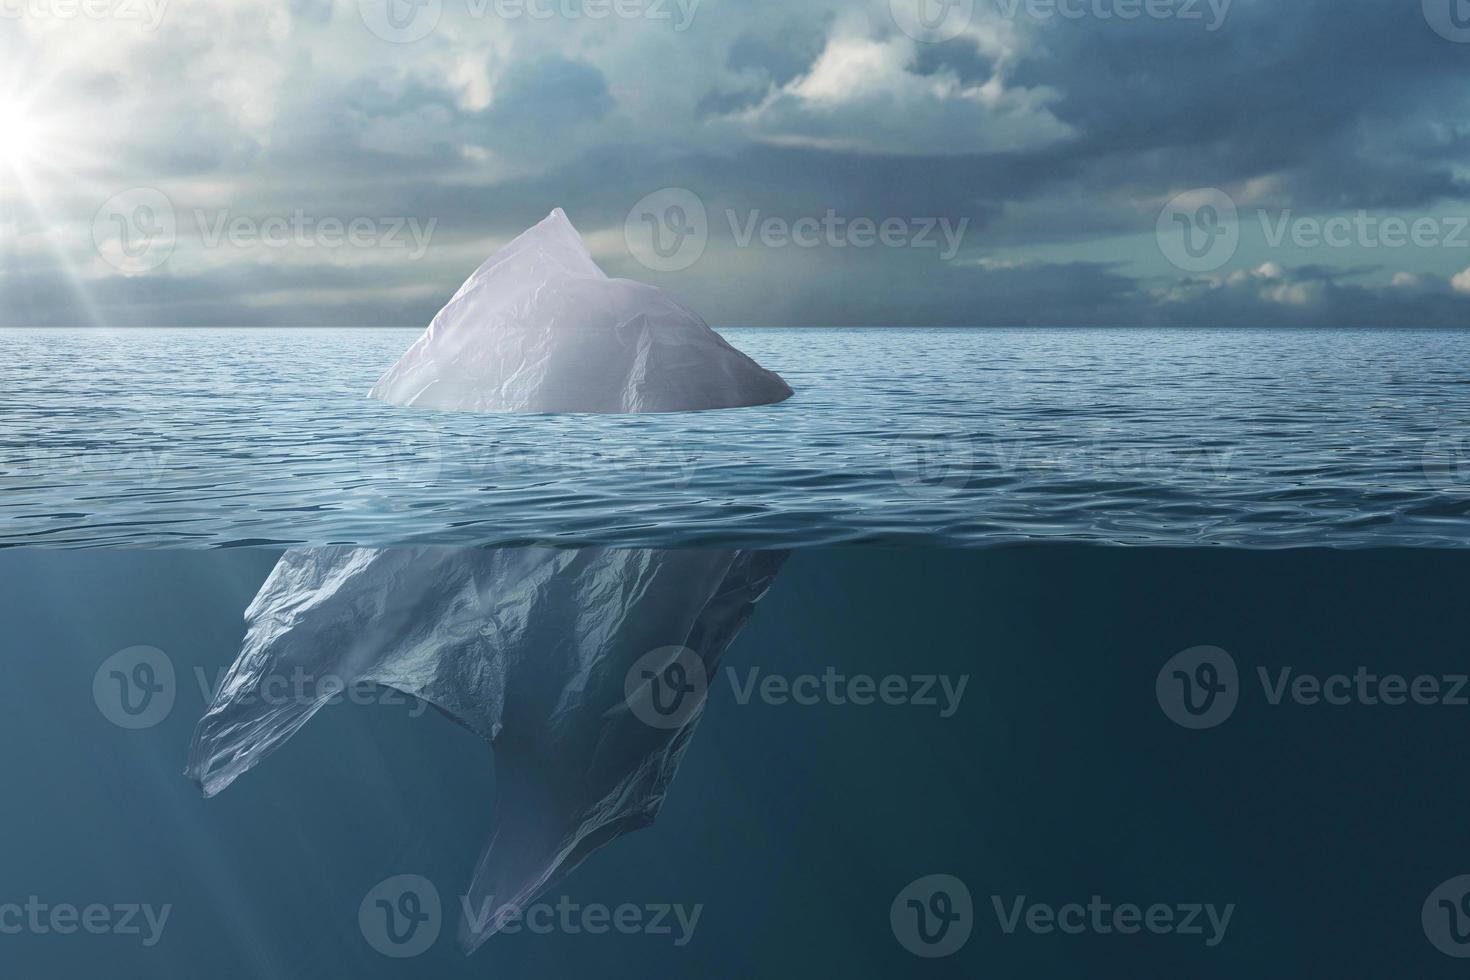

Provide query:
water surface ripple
left=3, top=327, right=1468, bottom=548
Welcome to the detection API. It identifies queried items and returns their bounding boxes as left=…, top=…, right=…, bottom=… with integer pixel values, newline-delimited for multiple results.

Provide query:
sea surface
left=3, top=326, right=1469, bottom=548
left=5, top=327, right=1470, bottom=978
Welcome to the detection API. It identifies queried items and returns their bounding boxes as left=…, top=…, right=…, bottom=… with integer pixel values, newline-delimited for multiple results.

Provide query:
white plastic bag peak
left=369, top=209, right=792, bottom=414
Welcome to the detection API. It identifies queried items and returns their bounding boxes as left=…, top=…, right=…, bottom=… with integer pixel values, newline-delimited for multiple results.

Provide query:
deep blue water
left=6, top=328, right=1470, bottom=977
left=5, top=547, right=1470, bottom=977
left=4, top=327, right=1470, bottom=548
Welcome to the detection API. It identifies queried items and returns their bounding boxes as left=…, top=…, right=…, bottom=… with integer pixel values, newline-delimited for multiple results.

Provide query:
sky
left=1, top=0, right=1469, bottom=327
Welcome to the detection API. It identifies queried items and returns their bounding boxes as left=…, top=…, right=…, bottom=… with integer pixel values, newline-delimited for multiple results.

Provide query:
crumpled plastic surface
left=184, top=546, right=786, bottom=952
left=368, top=209, right=793, bottom=413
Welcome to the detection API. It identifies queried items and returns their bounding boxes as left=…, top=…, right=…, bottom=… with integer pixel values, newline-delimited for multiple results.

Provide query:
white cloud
left=722, top=16, right=1071, bottom=155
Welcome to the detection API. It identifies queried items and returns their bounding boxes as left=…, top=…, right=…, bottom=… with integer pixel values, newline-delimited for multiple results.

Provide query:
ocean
left=3, top=327, right=1469, bottom=548
left=3, top=327, right=1469, bottom=977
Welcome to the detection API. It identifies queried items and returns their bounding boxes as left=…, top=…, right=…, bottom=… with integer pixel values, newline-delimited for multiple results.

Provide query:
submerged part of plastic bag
left=185, top=546, right=786, bottom=952
left=368, top=209, right=793, bottom=413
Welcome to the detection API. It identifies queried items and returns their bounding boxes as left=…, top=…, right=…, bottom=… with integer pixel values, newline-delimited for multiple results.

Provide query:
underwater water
left=4, top=327, right=1470, bottom=976
left=5, top=547, right=1470, bottom=976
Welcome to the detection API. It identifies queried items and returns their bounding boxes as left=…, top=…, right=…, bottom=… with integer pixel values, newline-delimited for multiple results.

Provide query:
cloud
left=3, top=0, right=1470, bottom=326
left=717, top=17, right=1072, bottom=155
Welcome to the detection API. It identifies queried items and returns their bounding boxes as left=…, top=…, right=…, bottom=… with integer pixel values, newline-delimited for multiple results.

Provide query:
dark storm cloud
left=5, top=0, right=1470, bottom=326
left=1006, top=0, right=1470, bottom=209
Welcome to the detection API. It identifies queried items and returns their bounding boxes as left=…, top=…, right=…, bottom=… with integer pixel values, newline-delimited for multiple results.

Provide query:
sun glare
left=0, top=102, right=43, bottom=172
